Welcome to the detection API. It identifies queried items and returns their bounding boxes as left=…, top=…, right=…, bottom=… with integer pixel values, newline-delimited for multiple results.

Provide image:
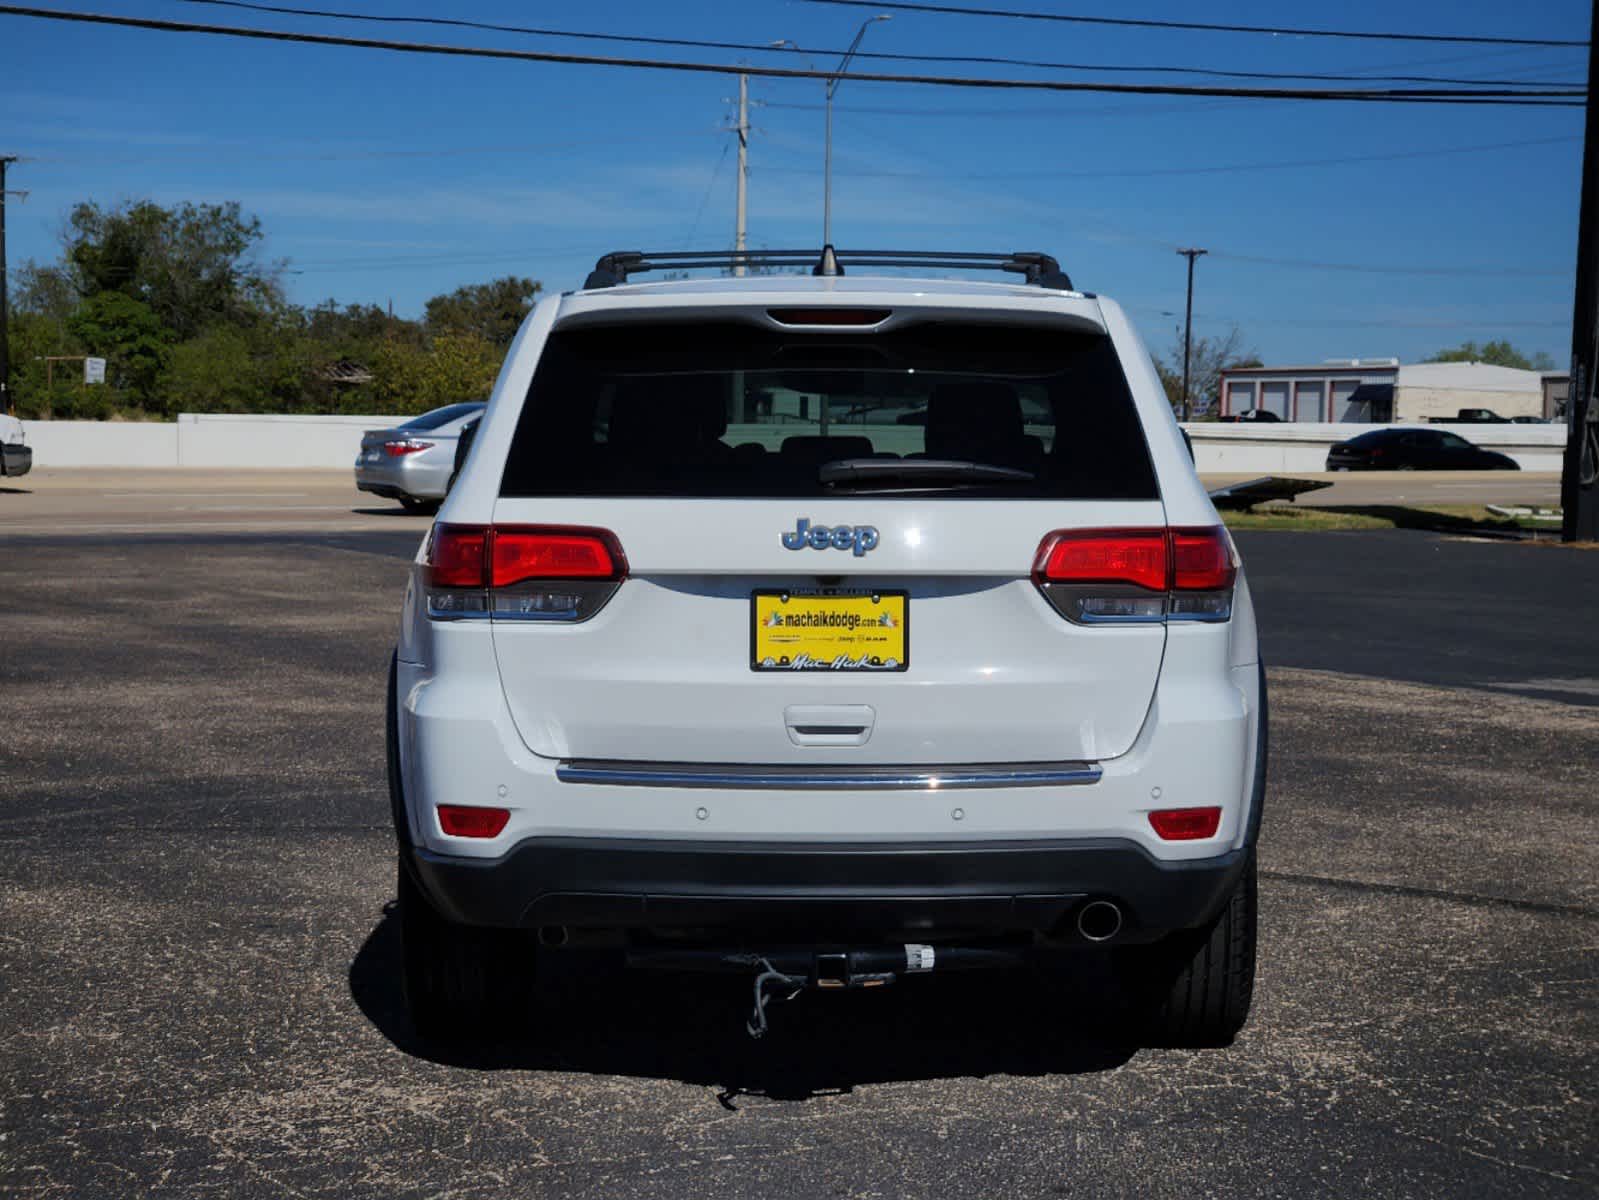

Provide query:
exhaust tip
left=1076, top=900, right=1123, bottom=943
left=538, top=925, right=569, bottom=948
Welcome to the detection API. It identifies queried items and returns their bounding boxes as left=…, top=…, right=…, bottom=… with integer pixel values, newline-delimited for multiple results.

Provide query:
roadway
left=1, top=476, right=1595, bottom=1198
left=0, top=467, right=1567, bottom=536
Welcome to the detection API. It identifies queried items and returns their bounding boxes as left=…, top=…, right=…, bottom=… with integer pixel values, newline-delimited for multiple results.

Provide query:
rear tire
left=1116, top=853, right=1258, bottom=1048
left=398, top=861, right=536, bottom=1044
left=398, top=495, right=440, bottom=515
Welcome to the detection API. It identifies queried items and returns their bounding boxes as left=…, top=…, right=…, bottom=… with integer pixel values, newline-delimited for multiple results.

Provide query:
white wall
left=1183, top=422, right=1567, bottom=473
left=22, top=419, right=181, bottom=467
left=20, top=413, right=1569, bottom=473
left=20, top=413, right=406, bottom=469
left=174, top=413, right=405, bottom=468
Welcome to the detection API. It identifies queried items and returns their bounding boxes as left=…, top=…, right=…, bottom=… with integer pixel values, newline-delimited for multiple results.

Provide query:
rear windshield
left=500, top=321, right=1158, bottom=499
left=399, top=402, right=484, bottom=431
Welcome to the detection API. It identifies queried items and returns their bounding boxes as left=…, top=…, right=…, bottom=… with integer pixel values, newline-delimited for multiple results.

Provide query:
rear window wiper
left=819, top=458, right=1036, bottom=487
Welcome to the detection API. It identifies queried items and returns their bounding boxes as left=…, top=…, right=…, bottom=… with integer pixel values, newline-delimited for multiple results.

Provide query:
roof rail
left=582, top=246, right=1073, bottom=290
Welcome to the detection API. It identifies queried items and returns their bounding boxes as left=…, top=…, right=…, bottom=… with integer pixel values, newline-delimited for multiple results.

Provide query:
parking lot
left=2, top=476, right=1596, bottom=1197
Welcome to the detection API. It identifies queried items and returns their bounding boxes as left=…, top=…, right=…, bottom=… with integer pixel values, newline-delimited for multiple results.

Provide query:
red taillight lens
left=425, top=524, right=489, bottom=587
left=491, top=528, right=623, bottom=587
left=384, top=439, right=434, bottom=457
left=1033, top=529, right=1168, bottom=591
left=1148, top=807, right=1222, bottom=840
left=1170, top=527, right=1237, bottom=591
left=437, top=805, right=510, bottom=838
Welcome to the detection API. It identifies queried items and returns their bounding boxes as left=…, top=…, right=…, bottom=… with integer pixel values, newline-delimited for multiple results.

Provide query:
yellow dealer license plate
left=751, top=590, right=909, bottom=672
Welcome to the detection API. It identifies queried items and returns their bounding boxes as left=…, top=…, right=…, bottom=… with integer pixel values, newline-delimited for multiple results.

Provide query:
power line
left=166, top=0, right=1583, bottom=88
left=17, top=128, right=722, bottom=167
left=799, top=0, right=1588, bottom=49
left=754, top=134, right=1584, bottom=184
left=1204, top=249, right=1569, bottom=279
left=0, top=7, right=1582, bottom=106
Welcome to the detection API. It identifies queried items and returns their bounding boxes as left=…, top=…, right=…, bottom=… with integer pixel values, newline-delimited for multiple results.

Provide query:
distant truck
left=1427, top=408, right=1509, bottom=424
left=0, top=413, right=30, bottom=478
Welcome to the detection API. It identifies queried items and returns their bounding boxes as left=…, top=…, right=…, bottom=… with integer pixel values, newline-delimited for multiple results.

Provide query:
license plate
left=751, top=590, right=908, bottom=672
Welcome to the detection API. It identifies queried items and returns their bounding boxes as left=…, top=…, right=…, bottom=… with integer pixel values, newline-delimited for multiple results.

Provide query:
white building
left=1217, top=359, right=1546, bottom=423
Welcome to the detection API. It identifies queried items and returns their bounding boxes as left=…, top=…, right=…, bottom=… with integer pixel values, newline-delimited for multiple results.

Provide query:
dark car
left=1325, top=427, right=1519, bottom=471
left=1217, top=409, right=1282, bottom=423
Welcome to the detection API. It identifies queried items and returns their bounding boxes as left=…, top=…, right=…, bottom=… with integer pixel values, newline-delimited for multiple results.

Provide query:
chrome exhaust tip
left=1076, top=900, right=1123, bottom=943
left=538, top=925, right=569, bottom=948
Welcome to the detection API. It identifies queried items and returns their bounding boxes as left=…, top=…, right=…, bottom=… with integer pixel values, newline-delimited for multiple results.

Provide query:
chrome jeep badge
left=781, top=518, right=880, bottom=557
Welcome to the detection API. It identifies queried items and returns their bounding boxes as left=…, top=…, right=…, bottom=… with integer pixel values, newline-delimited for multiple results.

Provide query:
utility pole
left=734, top=74, right=749, bottom=277
left=824, top=14, right=891, bottom=247
left=1, top=156, right=18, bottom=416
left=1563, top=0, right=1599, bottom=542
left=1176, top=247, right=1208, bottom=423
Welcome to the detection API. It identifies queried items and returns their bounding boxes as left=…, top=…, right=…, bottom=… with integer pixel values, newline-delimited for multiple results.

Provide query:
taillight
left=437, top=805, right=510, bottom=838
left=423, top=524, right=626, bottom=622
left=384, top=438, right=434, bottom=457
left=1033, top=526, right=1236, bottom=624
left=1148, top=807, right=1222, bottom=840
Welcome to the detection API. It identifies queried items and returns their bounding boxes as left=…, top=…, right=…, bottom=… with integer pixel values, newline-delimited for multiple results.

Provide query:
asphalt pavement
left=1, top=487, right=1596, bottom=1198
left=0, top=466, right=1566, bottom=536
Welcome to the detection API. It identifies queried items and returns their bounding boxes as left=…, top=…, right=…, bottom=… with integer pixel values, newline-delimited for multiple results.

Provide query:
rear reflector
left=437, top=805, right=510, bottom=838
left=767, top=307, right=891, bottom=326
left=1148, top=807, right=1222, bottom=840
left=424, top=525, right=626, bottom=622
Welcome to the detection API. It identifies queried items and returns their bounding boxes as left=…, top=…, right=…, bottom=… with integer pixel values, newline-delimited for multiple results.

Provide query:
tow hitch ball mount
left=626, top=944, right=1025, bottom=1039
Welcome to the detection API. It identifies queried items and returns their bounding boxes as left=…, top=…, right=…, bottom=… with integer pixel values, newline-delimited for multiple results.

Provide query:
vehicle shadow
left=1318, top=504, right=1533, bottom=537
left=0, top=486, right=33, bottom=495
left=348, top=906, right=1139, bottom=1100
left=351, top=506, right=433, bottom=518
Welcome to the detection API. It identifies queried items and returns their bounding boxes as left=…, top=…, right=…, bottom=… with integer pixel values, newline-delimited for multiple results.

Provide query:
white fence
left=17, top=413, right=1570, bottom=473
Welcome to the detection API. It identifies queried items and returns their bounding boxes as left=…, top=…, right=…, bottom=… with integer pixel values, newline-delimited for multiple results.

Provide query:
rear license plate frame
left=750, top=588, right=909, bottom=672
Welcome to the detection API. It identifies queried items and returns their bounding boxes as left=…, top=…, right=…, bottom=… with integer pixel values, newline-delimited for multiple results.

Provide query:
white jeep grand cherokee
left=388, top=249, right=1265, bottom=1047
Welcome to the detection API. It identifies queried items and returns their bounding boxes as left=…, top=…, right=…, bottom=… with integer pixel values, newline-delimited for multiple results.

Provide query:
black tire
left=1116, top=853, right=1258, bottom=1048
left=398, top=862, right=536, bottom=1043
left=398, top=495, right=440, bottom=515
left=389, top=656, right=534, bottom=1043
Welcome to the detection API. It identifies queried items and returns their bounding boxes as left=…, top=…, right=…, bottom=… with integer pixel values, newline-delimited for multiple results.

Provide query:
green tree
left=367, top=332, right=500, bottom=413
left=424, top=276, right=540, bottom=345
left=1426, top=340, right=1556, bottom=372
left=58, top=199, right=283, bottom=341
left=66, top=292, right=174, bottom=411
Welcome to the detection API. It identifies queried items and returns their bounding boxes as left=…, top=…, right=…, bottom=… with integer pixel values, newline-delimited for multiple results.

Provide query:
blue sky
left=2, top=0, right=1589, bottom=366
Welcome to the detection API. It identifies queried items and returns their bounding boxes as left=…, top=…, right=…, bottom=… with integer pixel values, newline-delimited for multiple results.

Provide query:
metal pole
left=735, top=74, right=749, bottom=276
left=0, top=156, right=15, bottom=415
left=1563, top=0, right=1599, bottom=542
left=824, top=15, right=890, bottom=247
left=823, top=83, right=834, bottom=247
left=1177, top=247, right=1207, bottom=422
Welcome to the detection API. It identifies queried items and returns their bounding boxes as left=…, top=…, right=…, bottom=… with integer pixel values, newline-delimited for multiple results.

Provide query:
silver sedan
left=354, top=402, right=485, bottom=513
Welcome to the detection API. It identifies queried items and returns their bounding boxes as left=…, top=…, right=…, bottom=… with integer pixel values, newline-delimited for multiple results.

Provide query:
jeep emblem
left=781, top=518, right=880, bottom=557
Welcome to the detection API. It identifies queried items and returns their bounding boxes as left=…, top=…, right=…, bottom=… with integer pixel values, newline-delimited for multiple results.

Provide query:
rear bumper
left=404, top=835, right=1249, bottom=943
left=1, top=443, right=31, bottom=477
left=354, top=454, right=449, bottom=499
